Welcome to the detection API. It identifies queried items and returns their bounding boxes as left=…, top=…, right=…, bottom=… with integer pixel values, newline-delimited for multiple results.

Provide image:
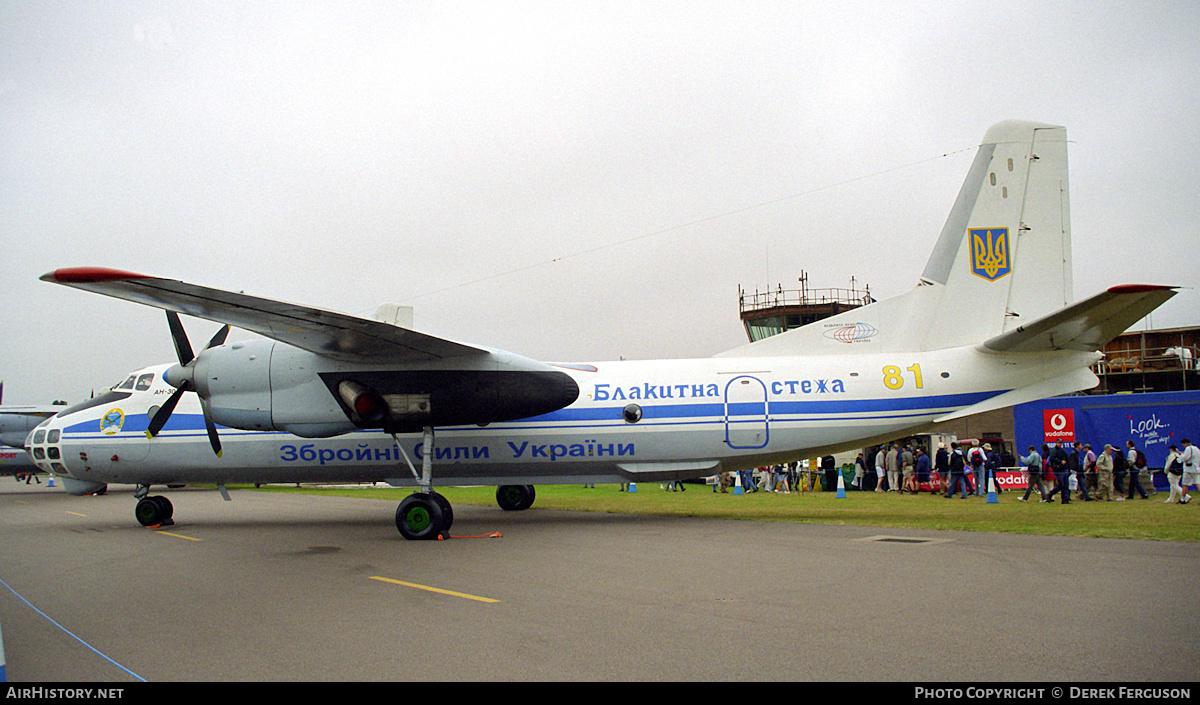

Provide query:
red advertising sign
left=1043, top=408, right=1076, bottom=442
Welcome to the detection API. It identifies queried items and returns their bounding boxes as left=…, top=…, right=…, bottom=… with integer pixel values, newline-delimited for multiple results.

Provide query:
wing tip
left=41, top=267, right=152, bottom=284
left=1106, top=284, right=1176, bottom=295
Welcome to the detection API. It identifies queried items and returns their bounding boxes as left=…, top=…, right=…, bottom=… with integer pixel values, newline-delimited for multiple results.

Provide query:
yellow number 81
left=883, top=364, right=923, bottom=390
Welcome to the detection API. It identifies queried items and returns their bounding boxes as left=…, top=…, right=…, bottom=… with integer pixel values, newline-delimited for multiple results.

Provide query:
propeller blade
left=201, top=399, right=223, bottom=457
left=162, top=313, right=228, bottom=455
left=166, top=311, right=195, bottom=365
left=205, top=324, right=231, bottom=351
left=146, top=386, right=186, bottom=438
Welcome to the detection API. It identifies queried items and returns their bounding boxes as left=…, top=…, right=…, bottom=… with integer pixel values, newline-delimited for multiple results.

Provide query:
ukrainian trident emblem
left=969, top=228, right=1010, bottom=281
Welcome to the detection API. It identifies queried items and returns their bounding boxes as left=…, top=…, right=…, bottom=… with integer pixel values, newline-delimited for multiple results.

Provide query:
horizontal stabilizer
left=982, top=285, right=1177, bottom=354
left=933, top=366, right=1098, bottom=423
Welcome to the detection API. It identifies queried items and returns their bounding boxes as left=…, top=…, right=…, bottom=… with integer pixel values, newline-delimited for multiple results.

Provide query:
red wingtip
left=1106, top=284, right=1175, bottom=294
left=42, top=267, right=151, bottom=284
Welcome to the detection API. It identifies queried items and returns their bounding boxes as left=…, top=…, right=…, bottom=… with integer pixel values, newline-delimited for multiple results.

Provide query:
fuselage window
left=136, top=374, right=155, bottom=391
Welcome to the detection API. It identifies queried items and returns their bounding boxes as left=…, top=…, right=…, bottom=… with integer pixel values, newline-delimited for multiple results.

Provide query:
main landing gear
left=395, top=491, right=453, bottom=540
left=392, top=427, right=453, bottom=540
left=390, top=427, right=537, bottom=540
left=495, top=484, right=536, bottom=511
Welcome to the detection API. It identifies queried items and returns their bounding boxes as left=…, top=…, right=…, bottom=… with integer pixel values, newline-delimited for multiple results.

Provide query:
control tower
left=738, top=272, right=873, bottom=342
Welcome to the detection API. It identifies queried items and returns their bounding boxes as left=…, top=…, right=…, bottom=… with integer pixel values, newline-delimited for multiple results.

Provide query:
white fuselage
left=28, top=345, right=1094, bottom=490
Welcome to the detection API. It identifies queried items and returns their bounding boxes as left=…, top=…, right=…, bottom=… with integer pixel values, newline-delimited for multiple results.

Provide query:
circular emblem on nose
left=101, top=408, right=125, bottom=435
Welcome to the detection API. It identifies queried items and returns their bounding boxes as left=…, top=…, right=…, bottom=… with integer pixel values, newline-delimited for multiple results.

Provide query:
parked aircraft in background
left=30, top=121, right=1176, bottom=538
left=0, top=382, right=66, bottom=476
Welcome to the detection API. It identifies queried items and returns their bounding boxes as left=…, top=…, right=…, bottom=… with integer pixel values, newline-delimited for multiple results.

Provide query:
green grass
left=249, top=482, right=1200, bottom=542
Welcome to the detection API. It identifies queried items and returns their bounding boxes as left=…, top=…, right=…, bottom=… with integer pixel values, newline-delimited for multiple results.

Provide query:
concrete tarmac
left=1, top=480, right=1197, bottom=682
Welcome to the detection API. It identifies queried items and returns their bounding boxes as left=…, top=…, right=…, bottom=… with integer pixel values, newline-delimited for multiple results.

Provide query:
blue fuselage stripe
left=62, top=389, right=1007, bottom=440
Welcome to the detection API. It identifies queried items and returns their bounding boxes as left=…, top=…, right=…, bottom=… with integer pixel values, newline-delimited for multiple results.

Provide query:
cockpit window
left=48, top=429, right=60, bottom=443
left=116, top=376, right=137, bottom=390
left=135, top=374, right=155, bottom=391
left=34, top=430, right=46, bottom=444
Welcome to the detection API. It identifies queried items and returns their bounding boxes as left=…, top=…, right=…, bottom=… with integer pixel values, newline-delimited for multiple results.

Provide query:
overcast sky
left=2, top=0, right=1198, bottom=405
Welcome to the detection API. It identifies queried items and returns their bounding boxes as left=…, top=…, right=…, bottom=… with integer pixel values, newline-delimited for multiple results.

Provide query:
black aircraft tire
left=496, top=484, right=535, bottom=511
left=135, top=497, right=165, bottom=526
left=429, top=492, right=454, bottom=531
left=153, top=496, right=174, bottom=521
left=395, top=494, right=446, bottom=540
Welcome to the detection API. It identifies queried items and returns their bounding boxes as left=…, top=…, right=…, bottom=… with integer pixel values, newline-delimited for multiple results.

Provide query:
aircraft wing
left=982, top=285, right=1178, bottom=354
left=41, top=267, right=486, bottom=364
left=0, top=407, right=61, bottom=448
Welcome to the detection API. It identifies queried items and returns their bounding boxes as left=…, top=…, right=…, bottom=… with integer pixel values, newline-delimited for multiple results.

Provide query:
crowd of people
left=1015, top=437, right=1199, bottom=505
left=850, top=440, right=1001, bottom=497
left=703, top=436, right=1200, bottom=504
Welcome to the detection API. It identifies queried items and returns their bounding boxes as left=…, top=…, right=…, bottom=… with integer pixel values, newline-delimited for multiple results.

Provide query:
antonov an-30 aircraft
left=30, top=121, right=1176, bottom=539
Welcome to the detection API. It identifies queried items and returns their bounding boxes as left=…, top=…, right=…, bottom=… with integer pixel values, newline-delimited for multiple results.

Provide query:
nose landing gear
left=134, top=488, right=174, bottom=527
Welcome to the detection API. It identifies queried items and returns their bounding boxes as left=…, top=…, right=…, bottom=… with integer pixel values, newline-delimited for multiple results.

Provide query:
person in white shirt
left=1178, top=438, right=1199, bottom=504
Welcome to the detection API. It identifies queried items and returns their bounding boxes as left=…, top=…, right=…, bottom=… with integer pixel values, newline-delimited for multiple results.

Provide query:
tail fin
left=719, top=120, right=1074, bottom=358
left=917, top=120, right=1071, bottom=349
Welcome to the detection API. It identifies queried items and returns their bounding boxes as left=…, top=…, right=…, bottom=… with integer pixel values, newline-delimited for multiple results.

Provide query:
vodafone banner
left=1043, top=409, right=1076, bottom=443
left=994, top=471, right=1028, bottom=490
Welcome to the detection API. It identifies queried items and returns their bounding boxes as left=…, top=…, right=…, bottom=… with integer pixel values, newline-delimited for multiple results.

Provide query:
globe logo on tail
left=823, top=322, right=878, bottom=344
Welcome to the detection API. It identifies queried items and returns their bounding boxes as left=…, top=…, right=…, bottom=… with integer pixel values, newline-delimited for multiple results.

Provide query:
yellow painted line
left=65, top=511, right=88, bottom=517
left=154, top=531, right=202, bottom=542
left=369, top=576, right=499, bottom=603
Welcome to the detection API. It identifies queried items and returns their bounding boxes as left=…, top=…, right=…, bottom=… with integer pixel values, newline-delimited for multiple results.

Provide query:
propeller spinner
left=146, top=311, right=230, bottom=456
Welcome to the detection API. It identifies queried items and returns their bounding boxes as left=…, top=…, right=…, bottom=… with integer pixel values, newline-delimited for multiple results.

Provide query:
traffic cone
left=986, top=473, right=999, bottom=504
left=836, top=473, right=846, bottom=498
left=734, top=473, right=744, bottom=495
left=47, top=475, right=55, bottom=488
left=628, top=482, right=637, bottom=493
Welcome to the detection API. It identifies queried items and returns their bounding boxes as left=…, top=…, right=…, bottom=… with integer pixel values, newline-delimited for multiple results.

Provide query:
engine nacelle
left=193, top=339, right=275, bottom=431
left=189, top=339, right=580, bottom=438
left=194, top=339, right=357, bottom=438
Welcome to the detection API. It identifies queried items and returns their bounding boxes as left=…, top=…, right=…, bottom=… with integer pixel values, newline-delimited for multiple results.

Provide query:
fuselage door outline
left=723, top=375, right=769, bottom=449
